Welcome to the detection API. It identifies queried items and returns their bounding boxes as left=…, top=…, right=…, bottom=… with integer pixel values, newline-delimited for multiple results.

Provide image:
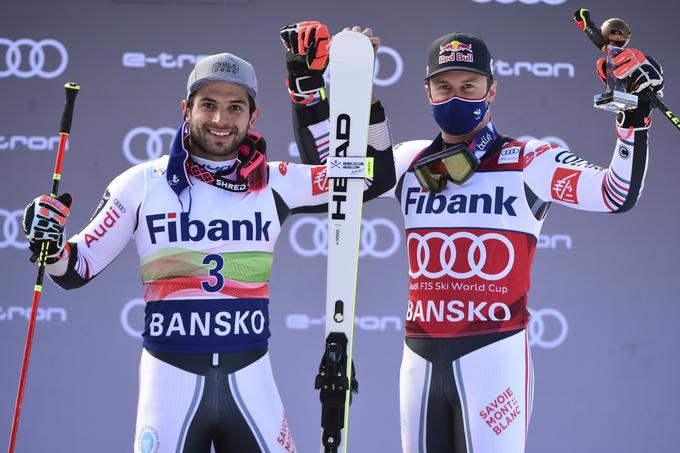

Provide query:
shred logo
left=145, top=212, right=271, bottom=244
left=330, top=113, right=350, bottom=220
left=404, top=186, right=517, bottom=216
left=438, top=40, right=474, bottom=64
left=84, top=203, right=125, bottom=247
left=310, top=166, right=328, bottom=195
left=551, top=168, right=581, bottom=204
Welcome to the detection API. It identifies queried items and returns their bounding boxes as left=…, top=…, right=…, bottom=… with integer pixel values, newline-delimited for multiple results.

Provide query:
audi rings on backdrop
left=408, top=231, right=514, bottom=281
left=0, top=209, right=28, bottom=249
left=289, top=216, right=400, bottom=259
left=0, top=38, right=68, bottom=79
left=528, top=307, right=568, bottom=349
left=123, top=127, right=176, bottom=164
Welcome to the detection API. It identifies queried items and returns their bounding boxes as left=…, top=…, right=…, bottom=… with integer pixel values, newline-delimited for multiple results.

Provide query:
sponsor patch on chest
left=498, top=146, right=521, bottom=164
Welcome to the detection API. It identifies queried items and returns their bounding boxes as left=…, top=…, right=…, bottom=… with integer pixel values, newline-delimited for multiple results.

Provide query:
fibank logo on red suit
left=0, top=209, right=28, bottom=249
left=0, top=38, right=68, bottom=79
left=123, top=127, right=175, bottom=164
left=288, top=216, right=400, bottom=258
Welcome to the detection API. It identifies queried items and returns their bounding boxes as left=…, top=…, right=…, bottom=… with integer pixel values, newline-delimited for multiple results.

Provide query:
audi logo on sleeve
left=0, top=209, right=28, bottom=249
left=0, top=38, right=68, bottom=79
left=123, top=127, right=175, bottom=164
left=288, top=216, right=400, bottom=259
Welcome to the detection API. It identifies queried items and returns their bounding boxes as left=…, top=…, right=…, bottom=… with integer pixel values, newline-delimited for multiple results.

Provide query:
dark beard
left=190, top=127, right=247, bottom=160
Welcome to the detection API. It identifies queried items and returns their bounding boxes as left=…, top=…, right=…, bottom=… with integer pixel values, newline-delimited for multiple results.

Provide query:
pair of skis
left=314, top=31, right=375, bottom=453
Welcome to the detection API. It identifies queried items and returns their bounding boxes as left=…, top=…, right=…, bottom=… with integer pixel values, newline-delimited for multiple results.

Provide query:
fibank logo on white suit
left=123, top=127, right=175, bottom=164
left=472, top=0, right=566, bottom=4
left=289, top=216, right=400, bottom=259
left=0, top=209, right=28, bottom=249
left=0, top=38, right=68, bottom=79
left=324, top=46, right=403, bottom=87
left=409, top=232, right=513, bottom=280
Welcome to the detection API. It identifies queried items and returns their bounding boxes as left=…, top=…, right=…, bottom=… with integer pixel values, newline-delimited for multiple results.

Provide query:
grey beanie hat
left=186, top=52, right=258, bottom=100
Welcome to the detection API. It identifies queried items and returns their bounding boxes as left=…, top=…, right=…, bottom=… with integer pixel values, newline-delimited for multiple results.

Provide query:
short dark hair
left=186, top=92, right=256, bottom=116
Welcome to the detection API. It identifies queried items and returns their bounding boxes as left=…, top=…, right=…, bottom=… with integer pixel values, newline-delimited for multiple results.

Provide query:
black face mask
left=413, top=143, right=478, bottom=192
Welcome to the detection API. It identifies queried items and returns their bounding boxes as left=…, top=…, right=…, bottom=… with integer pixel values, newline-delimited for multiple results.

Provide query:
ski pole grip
left=60, top=82, right=80, bottom=134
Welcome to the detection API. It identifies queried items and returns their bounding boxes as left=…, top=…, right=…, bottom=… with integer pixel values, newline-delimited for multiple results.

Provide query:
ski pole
left=573, top=8, right=680, bottom=132
left=8, top=82, right=80, bottom=453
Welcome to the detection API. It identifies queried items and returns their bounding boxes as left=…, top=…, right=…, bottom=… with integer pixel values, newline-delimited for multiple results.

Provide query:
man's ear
left=181, top=99, right=189, bottom=121
left=486, top=80, right=497, bottom=104
left=424, top=81, right=433, bottom=102
left=248, top=106, right=261, bottom=130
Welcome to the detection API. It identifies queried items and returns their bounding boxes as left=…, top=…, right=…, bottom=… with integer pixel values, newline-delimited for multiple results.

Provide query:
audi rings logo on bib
left=528, top=307, right=568, bottom=349
left=0, top=209, right=28, bottom=249
left=123, top=127, right=175, bottom=164
left=289, top=216, right=400, bottom=259
left=408, top=231, right=514, bottom=281
left=0, top=38, right=68, bottom=79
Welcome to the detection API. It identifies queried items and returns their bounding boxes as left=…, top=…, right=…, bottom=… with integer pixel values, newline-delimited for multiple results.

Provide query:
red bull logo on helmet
left=439, top=40, right=474, bottom=64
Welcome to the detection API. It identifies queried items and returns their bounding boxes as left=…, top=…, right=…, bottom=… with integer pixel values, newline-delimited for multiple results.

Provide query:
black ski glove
left=280, top=20, right=330, bottom=104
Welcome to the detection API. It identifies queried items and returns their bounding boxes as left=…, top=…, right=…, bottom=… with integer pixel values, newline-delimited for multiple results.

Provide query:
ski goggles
left=413, top=143, right=478, bottom=192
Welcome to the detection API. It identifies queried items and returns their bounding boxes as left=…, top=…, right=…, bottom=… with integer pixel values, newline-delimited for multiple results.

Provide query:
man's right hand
left=23, top=193, right=72, bottom=262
